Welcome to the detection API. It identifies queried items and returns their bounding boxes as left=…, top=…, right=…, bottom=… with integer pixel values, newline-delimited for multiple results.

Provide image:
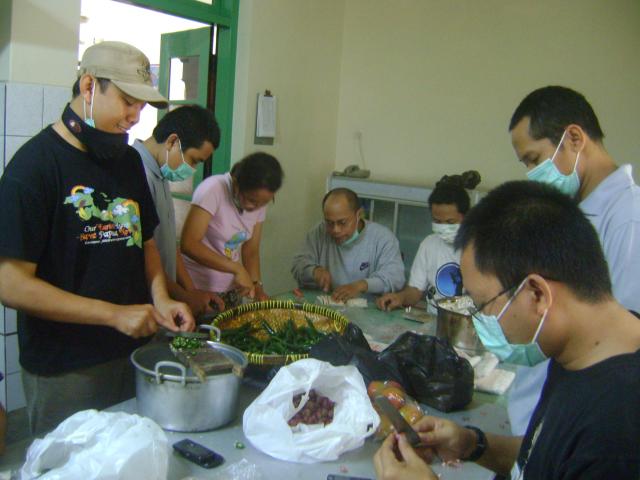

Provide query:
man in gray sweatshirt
left=291, top=188, right=405, bottom=302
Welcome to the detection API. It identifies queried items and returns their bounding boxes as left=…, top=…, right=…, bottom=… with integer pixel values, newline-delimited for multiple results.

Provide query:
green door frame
left=122, top=0, right=238, bottom=175
left=158, top=26, right=212, bottom=195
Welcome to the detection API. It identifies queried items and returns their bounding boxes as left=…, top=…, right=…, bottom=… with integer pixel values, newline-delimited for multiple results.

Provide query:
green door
left=129, top=0, right=238, bottom=190
left=158, top=26, right=212, bottom=197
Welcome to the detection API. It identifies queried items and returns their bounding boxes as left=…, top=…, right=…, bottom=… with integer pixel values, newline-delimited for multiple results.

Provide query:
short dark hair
left=231, top=152, right=283, bottom=192
left=152, top=105, right=220, bottom=151
left=322, top=188, right=360, bottom=211
left=429, top=184, right=471, bottom=214
left=508, top=86, right=604, bottom=146
left=71, top=77, right=111, bottom=98
left=455, top=180, right=612, bottom=302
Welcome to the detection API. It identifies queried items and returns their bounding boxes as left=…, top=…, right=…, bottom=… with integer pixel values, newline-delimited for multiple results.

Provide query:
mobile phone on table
left=172, top=439, right=224, bottom=469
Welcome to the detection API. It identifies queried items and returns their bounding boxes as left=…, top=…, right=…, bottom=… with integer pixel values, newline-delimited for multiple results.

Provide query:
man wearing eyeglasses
left=291, top=188, right=405, bottom=302
left=506, top=86, right=640, bottom=437
left=374, top=180, right=640, bottom=480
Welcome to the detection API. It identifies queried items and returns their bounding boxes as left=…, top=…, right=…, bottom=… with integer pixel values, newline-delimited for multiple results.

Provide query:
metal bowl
left=435, top=297, right=485, bottom=356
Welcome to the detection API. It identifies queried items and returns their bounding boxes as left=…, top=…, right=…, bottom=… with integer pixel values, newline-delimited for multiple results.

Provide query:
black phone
left=327, top=476, right=373, bottom=480
left=172, top=439, right=224, bottom=469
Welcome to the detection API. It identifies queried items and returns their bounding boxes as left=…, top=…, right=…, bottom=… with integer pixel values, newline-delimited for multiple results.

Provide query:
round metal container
left=435, top=297, right=485, bottom=356
left=131, top=342, right=247, bottom=432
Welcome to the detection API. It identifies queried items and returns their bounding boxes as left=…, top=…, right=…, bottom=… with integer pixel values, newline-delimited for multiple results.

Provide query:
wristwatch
left=462, top=425, right=487, bottom=461
left=253, top=280, right=263, bottom=287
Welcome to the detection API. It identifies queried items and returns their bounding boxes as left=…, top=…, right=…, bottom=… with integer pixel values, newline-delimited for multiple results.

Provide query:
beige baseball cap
left=79, top=41, right=168, bottom=109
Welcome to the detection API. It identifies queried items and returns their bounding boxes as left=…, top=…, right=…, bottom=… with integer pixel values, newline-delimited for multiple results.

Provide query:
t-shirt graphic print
left=64, top=185, right=143, bottom=248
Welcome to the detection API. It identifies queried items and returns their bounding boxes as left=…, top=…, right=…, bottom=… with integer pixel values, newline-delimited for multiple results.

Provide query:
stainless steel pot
left=130, top=340, right=247, bottom=432
left=435, top=297, right=485, bottom=356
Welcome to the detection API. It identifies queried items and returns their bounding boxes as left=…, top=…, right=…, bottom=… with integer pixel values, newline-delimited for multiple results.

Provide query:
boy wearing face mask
left=0, top=41, right=195, bottom=435
left=503, top=86, right=640, bottom=437
left=132, top=105, right=225, bottom=318
left=376, top=175, right=479, bottom=313
left=291, top=188, right=405, bottom=303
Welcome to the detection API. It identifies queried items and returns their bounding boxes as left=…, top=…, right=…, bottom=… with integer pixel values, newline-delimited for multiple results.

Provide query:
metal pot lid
left=131, top=342, right=247, bottom=383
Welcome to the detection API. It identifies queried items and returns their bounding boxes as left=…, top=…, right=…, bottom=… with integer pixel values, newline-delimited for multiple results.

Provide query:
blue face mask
left=472, top=280, right=549, bottom=366
left=340, top=215, right=361, bottom=247
left=161, top=140, right=195, bottom=182
left=526, top=130, right=582, bottom=197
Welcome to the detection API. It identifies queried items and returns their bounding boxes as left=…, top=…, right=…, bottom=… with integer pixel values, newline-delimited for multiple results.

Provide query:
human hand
left=415, top=416, right=477, bottom=462
left=182, top=289, right=224, bottom=317
left=376, top=292, right=403, bottom=311
left=208, top=292, right=225, bottom=312
left=373, top=433, right=439, bottom=480
left=313, top=266, right=332, bottom=292
left=254, top=283, right=269, bottom=301
left=233, top=266, right=255, bottom=298
left=109, top=304, right=163, bottom=338
left=155, top=298, right=196, bottom=332
left=332, top=280, right=366, bottom=303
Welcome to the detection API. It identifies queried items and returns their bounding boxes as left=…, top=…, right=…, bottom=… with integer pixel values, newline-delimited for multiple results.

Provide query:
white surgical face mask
left=526, top=130, right=581, bottom=197
left=432, top=223, right=460, bottom=244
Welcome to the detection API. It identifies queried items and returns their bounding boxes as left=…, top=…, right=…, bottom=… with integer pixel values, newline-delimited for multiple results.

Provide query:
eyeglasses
left=468, top=284, right=518, bottom=318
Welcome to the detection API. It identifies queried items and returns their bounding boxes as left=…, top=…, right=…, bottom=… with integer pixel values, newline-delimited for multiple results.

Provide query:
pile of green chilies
left=220, top=317, right=326, bottom=355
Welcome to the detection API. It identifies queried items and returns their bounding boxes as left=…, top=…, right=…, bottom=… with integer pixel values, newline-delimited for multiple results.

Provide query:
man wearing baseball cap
left=0, top=41, right=193, bottom=435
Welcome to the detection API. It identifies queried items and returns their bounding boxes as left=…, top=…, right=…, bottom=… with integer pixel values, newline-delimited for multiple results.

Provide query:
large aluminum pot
left=131, top=340, right=247, bottom=432
left=435, top=296, right=485, bottom=356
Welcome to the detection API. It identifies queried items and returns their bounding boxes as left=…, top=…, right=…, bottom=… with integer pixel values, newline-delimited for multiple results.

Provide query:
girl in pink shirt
left=181, top=153, right=283, bottom=304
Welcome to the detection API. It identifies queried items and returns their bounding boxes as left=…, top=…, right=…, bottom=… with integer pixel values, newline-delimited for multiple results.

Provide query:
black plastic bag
left=310, top=324, right=405, bottom=387
left=310, top=324, right=473, bottom=412
left=378, top=332, right=474, bottom=412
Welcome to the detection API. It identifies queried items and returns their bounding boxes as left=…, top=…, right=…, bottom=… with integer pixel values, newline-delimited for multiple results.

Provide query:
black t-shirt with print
left=0, top=126, right=159, bottom=375
left=516, top=350, right=640, bottom=479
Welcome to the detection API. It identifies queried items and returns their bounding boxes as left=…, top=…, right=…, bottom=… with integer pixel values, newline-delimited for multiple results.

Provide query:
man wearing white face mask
left=292, top=188, right=405, bottom=302
left=504, top=86, right=640, bottom=437
left=373, top=181, right=640, bottom=480
left=376, top=175, right=479, bottom=313
left=133, top=105, right=224, bottom=318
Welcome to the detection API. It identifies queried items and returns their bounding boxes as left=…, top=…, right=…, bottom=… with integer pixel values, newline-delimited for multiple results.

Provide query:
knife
left=374, top=395, right=424, bottom=447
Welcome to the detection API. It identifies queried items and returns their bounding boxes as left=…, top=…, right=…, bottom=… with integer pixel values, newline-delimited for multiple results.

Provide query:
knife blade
left=374, top=395, right=423, bottom=447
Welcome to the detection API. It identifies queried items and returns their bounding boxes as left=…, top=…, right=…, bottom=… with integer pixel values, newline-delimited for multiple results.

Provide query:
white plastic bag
left=20, top=410, right=169, bottom=480
left=243, top=358, right=379, bottom=463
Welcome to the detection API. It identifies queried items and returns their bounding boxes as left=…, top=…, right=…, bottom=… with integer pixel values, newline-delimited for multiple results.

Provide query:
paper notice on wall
left=256, top=93, right=276, bottom=138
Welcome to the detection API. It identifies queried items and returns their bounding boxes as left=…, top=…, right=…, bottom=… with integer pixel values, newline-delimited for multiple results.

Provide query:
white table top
left=111, top=291, right=509, bottom=480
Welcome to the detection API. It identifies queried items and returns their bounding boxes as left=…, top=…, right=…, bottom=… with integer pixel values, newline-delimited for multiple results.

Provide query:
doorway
left=79, top=0, right=238, bottom=231
left=79, top=0, right=209, bottom=146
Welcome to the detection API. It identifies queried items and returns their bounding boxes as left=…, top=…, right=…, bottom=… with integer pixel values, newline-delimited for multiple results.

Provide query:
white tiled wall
left=0, top=81, right=71, bottom=411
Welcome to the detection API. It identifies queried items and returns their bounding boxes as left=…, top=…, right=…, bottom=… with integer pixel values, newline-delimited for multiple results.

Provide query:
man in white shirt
left=505, top=85, right=640, bottom=435
left=376, top=182, right=471, bottom=313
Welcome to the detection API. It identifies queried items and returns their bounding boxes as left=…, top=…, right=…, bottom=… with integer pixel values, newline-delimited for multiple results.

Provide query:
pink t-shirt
left=183, top=173, right=267, bottom=292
